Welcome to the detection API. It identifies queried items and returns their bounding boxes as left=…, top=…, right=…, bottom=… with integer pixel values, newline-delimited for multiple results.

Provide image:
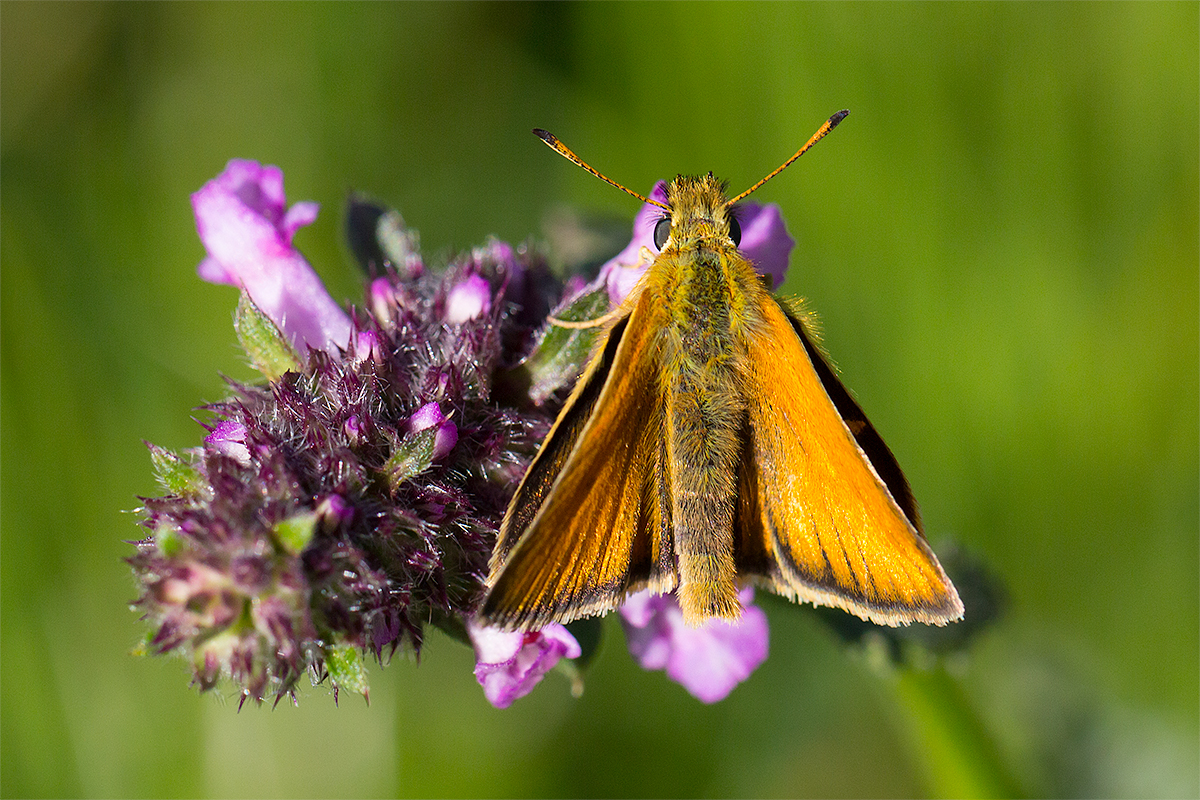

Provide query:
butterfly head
left=655, top=173, right=741, bottom=251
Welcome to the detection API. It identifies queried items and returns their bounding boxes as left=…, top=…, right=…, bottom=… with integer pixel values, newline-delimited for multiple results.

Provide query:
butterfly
left=483, top=111, right=963, bottom=630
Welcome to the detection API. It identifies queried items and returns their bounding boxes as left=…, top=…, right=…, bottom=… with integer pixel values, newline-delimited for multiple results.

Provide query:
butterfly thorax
left=647, top=175, right=766, bottom=376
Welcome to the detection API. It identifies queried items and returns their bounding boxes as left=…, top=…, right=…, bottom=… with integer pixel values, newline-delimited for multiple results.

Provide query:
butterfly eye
left=727, top=215, right=742, bottom=247
left=653, top=217, right=672, bottom=250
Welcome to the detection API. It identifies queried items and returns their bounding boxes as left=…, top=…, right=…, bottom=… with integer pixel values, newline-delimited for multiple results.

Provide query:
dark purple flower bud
left=315, top=494, right=354, bottom=530
left=351, top=329, right=384, bottom=364
left=203, top=420, right=250, bottom=466
left=406, top=402, right=458, bottom=461
left=369, top=277, right=397, bottom=323
left=343, top=415, right=365, bottom=444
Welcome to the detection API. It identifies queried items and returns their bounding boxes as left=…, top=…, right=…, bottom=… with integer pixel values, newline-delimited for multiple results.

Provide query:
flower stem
left=893, top=663, right=1024, bottom=798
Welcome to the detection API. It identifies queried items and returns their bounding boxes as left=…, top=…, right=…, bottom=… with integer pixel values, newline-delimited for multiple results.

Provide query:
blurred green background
left=2, top=3, right=1196, bottom=797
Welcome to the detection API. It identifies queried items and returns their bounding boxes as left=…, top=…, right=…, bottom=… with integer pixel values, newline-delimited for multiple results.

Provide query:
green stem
left=893, top=663, right=1024, bottom=798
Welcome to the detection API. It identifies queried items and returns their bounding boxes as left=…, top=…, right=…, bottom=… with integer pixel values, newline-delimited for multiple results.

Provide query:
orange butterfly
left=483, top=111, right=963, bottom=630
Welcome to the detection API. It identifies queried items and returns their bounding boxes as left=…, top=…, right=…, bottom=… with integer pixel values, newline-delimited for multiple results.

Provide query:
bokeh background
left=3, top=3, right=1196, bottom=797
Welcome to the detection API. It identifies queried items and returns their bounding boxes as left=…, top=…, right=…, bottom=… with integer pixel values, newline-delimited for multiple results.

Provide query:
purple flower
left=619, top=587, right=769, bottom=704
left=405, top=402, right=458, bottom=461
left=596, top=181, right=669, bottom=306
left=467, top=619, right=581, bottom=709
left=139, top=160, right=807, bottom=708
left=315, top=494, right=354, bottom=529
left=445, top=274, right=493, bottom=324
left=203, top=419, right=250, bottom=466
left=597, top=181, right=797, bottom=306
left=351, top=329, right=384, bottom=365
left=192, top=159, right=353, bottom=353
left=738, top=203, right=795, bottom=290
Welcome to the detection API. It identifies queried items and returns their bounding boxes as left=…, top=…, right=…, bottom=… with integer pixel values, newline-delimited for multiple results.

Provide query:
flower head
left=133, top=167, right=565, bottom=705
left=132, top=161, right=810, bottom=709
left=620, top=588, right=769, bottom=704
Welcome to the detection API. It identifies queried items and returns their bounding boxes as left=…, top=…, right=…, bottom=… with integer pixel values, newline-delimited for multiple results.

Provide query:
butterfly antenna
left=533, top=129, right=671, bottom=210
left=726, top=110, right=849, bottom=206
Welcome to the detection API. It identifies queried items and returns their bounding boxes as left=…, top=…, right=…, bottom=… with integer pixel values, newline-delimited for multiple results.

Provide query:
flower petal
left=406, top=402, right=458, bottom=461
left=192, top=160, right=352, bottom=354
left=445, top=274, right=492, bottom=324
left=736, top=202, right=794, bottom=290
left=204, top=420, right=251, bottom=466
left=597, top=181, right=668, bottom=306
left=467, top=619, right=581, bottom=709
left=620, top=588, right=769, bottom=703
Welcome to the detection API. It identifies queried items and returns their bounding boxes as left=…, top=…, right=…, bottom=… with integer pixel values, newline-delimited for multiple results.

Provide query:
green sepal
left=325, top=644, right=369, bottom=701
left=272, top=511, right=318, bottom=556
left=147, top=443, right=205, bottom=497
left=234, top=292, right=301, bottom=381
left=516, top=286, right=610, bottom=404
left=383, top=426, right=439, bottom=489
left=154, top=521, right=186, bottom=558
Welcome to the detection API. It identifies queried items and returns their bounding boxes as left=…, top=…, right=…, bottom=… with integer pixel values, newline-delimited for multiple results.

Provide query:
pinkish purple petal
left=445, top=274, right=492, bottom=324
left=596, top=181, right=667, bottom=306
left=368, top=277, right=397, bottom=322
left=351, top=329, right=384, bottom=364
left=315, top=494, right=354, bottom=528
left=280, top=200, right=320, bottom=240
left=736, top=202, right=794, bottom=290
left=204, top=420, right=251, bottom=466
left=467, top=619, right=581, bottom=709
left=406, top=402, right=458, bottom=461
left=619, top=587, right=769, bottom=704
left=192, top=160, right=353, bottom=354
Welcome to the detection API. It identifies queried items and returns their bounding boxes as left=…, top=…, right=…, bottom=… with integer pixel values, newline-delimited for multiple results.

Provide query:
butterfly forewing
left=783, top=307, right=922, bottom=532
left=492, top=317, right=622, bottom=563
left=483, top=294, right=677, bottom=628
left=736, top=294, right=963, bottom=626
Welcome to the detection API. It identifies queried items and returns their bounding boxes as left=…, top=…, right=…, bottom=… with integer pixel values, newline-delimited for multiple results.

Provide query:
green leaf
left=517, top=286, right=611, bottom=404
left=147, top=443, right=205, bottom=497
left=272, top=511, right=318, bottom=556
left=325, top=644, right=369, bottom=701
left=234, top=292, right=301, bottom=381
